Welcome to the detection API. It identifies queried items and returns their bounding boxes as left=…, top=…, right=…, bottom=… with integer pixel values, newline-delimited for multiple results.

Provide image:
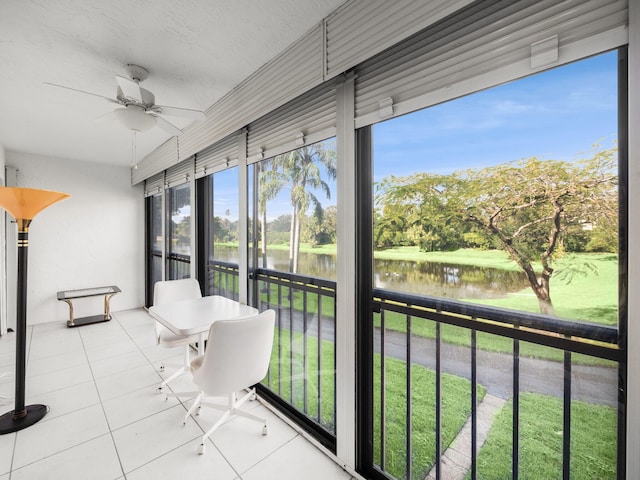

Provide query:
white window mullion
left=161, top=171, right=166, bottom=282
left=336, top=72, right=357, bottom=470
left=238, top=129, right=249, bottom=304
left=189, top=162, right=196, bottom=280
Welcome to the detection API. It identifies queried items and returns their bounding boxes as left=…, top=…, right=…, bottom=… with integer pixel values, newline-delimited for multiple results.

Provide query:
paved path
left=376, top=328, right=618, bottom=406
left=425, top=394, right=507, bottom=480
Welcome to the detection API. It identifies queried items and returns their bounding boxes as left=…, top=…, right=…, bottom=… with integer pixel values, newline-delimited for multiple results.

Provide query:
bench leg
left=62, top=299, right=74, bottom=327
left=104, top=293, right=117, bottom=319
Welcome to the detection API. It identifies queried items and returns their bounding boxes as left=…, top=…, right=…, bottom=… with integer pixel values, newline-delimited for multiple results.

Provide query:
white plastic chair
left=169, top=309, right=275, bottom=455
left=153, top=278, right=202, bottom=392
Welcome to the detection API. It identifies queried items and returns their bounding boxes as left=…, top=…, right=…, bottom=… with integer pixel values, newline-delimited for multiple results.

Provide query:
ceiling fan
left=45, top=64, right=206, bottom=135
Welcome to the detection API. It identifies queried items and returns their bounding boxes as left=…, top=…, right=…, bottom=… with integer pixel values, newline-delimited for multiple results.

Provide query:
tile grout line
left=77, top=317, right=129, bottom=480
left=113, top=310, right=262, bottom=480
left=108, top=311, right=225, bottom=478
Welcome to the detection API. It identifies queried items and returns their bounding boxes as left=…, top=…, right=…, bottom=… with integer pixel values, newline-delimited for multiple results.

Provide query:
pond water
left=213, top=246, right=530, bottom=300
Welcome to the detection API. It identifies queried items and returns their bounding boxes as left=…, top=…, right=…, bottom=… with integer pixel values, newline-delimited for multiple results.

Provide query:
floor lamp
left=0, top=187, right=70, bottom=434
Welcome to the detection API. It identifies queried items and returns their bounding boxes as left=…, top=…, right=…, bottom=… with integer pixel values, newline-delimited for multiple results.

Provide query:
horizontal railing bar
left=167, top=252, right=191, bottom=262
left=376, top=298, right=622, bottom=361
left=374, top=288, right=619, bottom=345
left=253, top=268, right=337, bottom=295
left=207, top=259, right=240, bottom=271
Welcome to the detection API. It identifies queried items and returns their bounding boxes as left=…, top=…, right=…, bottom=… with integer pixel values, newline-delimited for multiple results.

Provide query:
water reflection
left=213, top=246, right=529, bottom=300
left=375, top=259, right=529, bottom=299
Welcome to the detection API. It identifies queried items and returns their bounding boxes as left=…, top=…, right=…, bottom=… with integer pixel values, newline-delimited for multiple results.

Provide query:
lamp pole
left=0, top=187, right=70, bottom=434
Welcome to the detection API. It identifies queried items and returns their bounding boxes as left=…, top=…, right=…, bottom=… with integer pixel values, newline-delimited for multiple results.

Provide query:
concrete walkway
left=425, top=394, right=507, bottom=480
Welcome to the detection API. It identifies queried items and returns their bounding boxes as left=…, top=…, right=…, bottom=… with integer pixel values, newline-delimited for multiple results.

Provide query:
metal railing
left=167, top=252, right=190, bottom=280
left=206, top=259, right=239, bottom=299
left=203, top=261, right=337, bottom=448
left=372, top=288, right=623, bottom=480
left=253, top=268, right=337, bottom=449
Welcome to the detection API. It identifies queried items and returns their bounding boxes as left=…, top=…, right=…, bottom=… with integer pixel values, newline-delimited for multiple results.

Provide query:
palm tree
left=257, top=158, right=286, bottom=268
left=278, top=142, right=336, bottom=272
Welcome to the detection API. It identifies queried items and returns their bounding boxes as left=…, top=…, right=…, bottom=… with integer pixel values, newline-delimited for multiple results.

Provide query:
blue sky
left=213, top=49, right=618, bottom=221
left=373, top=50, right=618, bottom=180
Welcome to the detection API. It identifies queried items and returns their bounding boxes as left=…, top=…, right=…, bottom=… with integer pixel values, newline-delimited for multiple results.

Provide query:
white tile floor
left=0, top=309, right=355, bottom=480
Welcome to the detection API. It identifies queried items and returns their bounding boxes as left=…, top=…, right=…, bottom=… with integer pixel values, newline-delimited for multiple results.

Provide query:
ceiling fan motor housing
left=116, top=86, right=155, bottom=107
left=124, top=64, right=149, bottom=83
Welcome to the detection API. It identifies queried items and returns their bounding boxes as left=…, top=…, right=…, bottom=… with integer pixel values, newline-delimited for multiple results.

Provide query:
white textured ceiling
left=0, top=0, right=346, bottom=167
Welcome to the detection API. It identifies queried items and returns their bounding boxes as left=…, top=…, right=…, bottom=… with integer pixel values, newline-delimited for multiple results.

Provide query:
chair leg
left=197, top=390, right=268, bottom=455
left=199, top=408, right=233, bottom=452
left=157, top=344, right=192, bottom=392
left=182, top=392, right=203, bottom=425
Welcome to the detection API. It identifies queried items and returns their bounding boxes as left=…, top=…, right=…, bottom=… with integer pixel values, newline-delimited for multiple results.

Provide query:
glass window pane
left=167, top=183, right=191, bottom=280
left=256, top=138, right=337, bottom=279
left=206, top=167, right=240, bottom=298
left=254, top=138, right=338, bottom=438
left=369, top=50, right=622, bottom=480
left=150, top=193, right=163, bottom=287
left=373, top=51, right=619, bottom=323
left=212, top=167, right=239, bottom=261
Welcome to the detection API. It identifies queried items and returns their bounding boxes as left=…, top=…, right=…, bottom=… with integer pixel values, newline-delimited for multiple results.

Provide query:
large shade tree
left=376, top=147, right=618, bottom=315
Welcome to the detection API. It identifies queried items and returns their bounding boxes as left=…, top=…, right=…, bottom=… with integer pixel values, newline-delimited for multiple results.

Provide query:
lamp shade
left=0, top=187, right=70, bottom=221
left=114, top=105, right=157, bottom=132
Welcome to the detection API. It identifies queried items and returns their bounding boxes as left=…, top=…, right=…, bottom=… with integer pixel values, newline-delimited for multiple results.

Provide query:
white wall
left=0, top=143, right=5, bottom=335
left=5, top=152, right=144, bottom=325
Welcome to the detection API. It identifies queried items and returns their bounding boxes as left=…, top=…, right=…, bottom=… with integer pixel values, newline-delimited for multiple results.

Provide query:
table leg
left=198, top=332, right=206, bottom=356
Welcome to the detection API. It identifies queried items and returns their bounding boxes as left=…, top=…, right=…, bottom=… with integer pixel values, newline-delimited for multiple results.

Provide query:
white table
left=149, top=295, right=259, bottom=355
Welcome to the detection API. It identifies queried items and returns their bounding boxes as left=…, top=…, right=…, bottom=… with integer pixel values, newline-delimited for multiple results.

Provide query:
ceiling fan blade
left=155, top=105, right=206, bottom=120
left=116, top=75, right=143, bottom=102
left=154, top=115, right=182, bottom=135
left=43, top=82, right=119, bottom=103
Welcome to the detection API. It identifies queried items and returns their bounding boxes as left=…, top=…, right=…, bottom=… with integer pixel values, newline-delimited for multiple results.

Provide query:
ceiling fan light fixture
left=114, top=105, right=156, bottom=132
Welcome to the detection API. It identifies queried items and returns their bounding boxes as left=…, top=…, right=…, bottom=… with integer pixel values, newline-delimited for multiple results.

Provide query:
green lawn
left=263, top=328, right=336, bottom=431
left=374, top=354, right=486, bottom=480
left=473, top=393, right=617, bottom=480
left=374, top=246, right=523, bottom=271
left=263, top=324, right=618, bottom=480
left=251, top=246, right=619, bottom=480
left=263, top=326, right=485, bottom=480
left=470, top=252, right=618, bottom=326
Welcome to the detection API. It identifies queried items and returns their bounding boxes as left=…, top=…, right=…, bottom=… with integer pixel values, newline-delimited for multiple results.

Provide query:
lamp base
left=0, top=404, right=49, bottom=434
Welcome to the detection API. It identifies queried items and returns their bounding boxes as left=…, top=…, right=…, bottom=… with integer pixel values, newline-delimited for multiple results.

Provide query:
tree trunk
left=535, top=286, right=555, bottom=316
left=260, top=209, right=267, bottom=268
left=479, top=216, right=556, bottom=316
left=292, top=209, right=301, bottom=273
left=289, top=207, right=296, bottom=272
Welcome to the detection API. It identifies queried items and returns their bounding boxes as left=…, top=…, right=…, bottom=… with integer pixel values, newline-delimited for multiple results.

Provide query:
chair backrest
left=152, top=279, right=203, bottom=340
left=193, top=310, right=276, bottom=396
left=153, top=278, right=202, bottom=306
